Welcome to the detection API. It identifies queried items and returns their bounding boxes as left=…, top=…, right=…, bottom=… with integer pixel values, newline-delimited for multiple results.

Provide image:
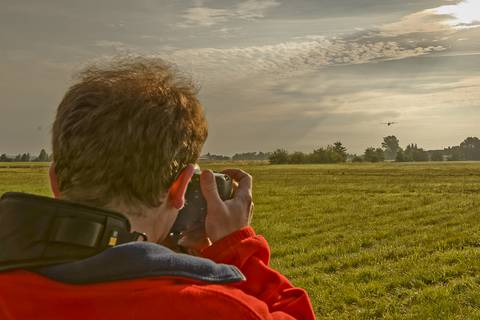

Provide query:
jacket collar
left=35, top=241, right=245, bottom=284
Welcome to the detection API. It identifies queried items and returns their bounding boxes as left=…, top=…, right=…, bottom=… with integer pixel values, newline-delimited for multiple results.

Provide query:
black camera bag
left=0, top=192, right=144, bottom=272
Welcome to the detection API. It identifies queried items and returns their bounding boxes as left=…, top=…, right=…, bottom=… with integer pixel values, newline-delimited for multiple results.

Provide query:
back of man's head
left=51, top=57, right=207, bottom=215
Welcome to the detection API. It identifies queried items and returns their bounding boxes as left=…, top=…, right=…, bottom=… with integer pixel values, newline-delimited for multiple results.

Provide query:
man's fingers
left=222, top=169, right=253, bottom=203
left=232, top=180, right=239, bottom=195
left=200, top=170, right=222, bottom=204
left=177, top=226, right=211, bottom=251
left=221, top=168, right=250, bottom=182
left=248, top=201, right=254, bottom=225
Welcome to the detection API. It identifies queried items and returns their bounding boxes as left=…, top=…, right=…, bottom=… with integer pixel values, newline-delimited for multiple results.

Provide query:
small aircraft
left=381, top=122, right=397, bottom=126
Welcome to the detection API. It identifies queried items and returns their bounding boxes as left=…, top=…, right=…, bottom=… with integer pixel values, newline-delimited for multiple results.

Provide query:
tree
left=20, top=153, right=31, bottom=162
left=232, top=152, right=271, bottom=160
left=364, top=147, right=385, bottom=162
left=395, top=149, right=407, bottom=162
left=352, top=155, right=363, bottom=163
left=288, top=151, right=307, bottom=164
left=269, top=149, right=289, bottom=164
left=382, top=136, right=400, bottom=160
left=202, top=153, right=230, bottom=161
left=309, top=147, right=330, bottom=163
left=308, top=143, right=348, bottom=164
left=0, top=153, right=10, bottom=162
left=308, top=146, right=340, bottom=163
left=460, top=137, right=480, bottom=160
left=364, top=148, right=376, bottom=162
left=445, top=146, right=464, bottom=161
left=35, top=149, right=49, bottom=162
left=404, top=144, right=429, bottom=162
left=430, top=151, right=443, bottom=162
left=333, top=142, right=348, bottom=162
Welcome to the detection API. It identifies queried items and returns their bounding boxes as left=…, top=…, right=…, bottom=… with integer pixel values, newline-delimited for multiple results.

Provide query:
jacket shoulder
left=162, top=283, right=278, bottom=320
left=1, top=271, right=279, bottom=320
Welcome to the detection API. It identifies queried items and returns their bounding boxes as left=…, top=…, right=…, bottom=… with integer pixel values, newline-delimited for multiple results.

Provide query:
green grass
left=0, top=162, right=50, bottom=168
left=2, top=161, right=480, bottom=319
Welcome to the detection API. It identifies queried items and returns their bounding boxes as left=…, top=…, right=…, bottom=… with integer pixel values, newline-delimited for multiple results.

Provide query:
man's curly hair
left=51, top=57, right=208, bottom=215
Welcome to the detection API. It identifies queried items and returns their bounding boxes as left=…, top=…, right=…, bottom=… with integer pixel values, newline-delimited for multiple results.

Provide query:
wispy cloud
left=180, top=7, right=230, bottom=27
left=180, top=0, right=280, bottom=27
left=380, top=10, right=455, bottom=36
left=94, top=40, right=129, bottom=50
left=169, top=37, right=444, bottom=84
left=235, top=0, right=280, bottom=19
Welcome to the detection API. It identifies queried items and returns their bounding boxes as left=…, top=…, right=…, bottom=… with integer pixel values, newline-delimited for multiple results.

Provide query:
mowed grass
left=2, top=162, right=480, bottom=319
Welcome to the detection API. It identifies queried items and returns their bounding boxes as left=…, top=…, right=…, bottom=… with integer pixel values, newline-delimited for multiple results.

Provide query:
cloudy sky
left=1, top=0, right=479, bottom=155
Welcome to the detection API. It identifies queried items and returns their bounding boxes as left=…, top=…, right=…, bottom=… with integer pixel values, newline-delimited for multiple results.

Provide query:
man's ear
left=168, top=164, right=195, bottom=209
left=49, top=163, right=61, bottom=198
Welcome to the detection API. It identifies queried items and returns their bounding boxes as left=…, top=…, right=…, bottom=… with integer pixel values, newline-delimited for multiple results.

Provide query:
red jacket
left=0, top=227, right=315, bottom=319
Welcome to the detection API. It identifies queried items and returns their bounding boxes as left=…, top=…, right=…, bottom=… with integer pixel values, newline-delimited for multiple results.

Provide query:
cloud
left=380, top=10, right=455, bottom=36
left=180, top=7, right=230, bottom=27
left=168, top=37, right=445, bottom=85
left=380, top=0, right=480, bottom=36
left=94, top=40, right=129, bottom=50
left=235, top=0, right=280, bottom=19
left=435, top=0, right=480, bottom=28
left=180, top=0, right=280, bottom=27
left=168, top=2, right=480, bottom=86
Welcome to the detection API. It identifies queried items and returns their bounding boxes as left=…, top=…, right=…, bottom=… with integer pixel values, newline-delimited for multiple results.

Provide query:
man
left=0, top=57, right=315, bottom=319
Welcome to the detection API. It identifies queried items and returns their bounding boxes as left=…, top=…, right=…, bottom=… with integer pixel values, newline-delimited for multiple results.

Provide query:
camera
left=169, top=169, right=233, bottom=234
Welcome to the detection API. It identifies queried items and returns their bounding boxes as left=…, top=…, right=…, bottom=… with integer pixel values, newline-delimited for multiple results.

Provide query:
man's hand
left=176, top=224, right=211, bottom=255
left=200, top=169, right=254, bottom=243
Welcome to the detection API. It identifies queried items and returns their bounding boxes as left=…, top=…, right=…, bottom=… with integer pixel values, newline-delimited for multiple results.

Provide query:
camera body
left=170, top=169, right=233, bottom=234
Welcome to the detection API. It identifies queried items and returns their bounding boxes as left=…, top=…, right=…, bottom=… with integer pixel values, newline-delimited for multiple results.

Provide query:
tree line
left=2, top=149, right=272, bottom=163
left=269, top=142, right=348, bottom=164
left=268, top=136, right=480, bottom=164
left=0, top=149, right=51, bottom=162
left=2, top=137, right=479, bottom=164
left=379, top=136, right=480, bottom=162
left=201, top=152, right=271, bottom=161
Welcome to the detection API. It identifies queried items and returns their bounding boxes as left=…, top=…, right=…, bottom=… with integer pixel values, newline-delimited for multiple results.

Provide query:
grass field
left=1, top=162, right=480, bottom=319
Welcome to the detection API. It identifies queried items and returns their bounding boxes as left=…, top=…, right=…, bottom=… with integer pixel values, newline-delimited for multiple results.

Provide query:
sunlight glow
left=435, top=0, right=480, bottom=28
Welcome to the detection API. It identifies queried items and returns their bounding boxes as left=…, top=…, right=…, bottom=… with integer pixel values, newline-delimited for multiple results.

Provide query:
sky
left=1, top=0, right=479, bottom=155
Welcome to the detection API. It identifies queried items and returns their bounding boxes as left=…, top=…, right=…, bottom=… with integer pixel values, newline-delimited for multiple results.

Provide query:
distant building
left=199, top=153, right=231, bottom=161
